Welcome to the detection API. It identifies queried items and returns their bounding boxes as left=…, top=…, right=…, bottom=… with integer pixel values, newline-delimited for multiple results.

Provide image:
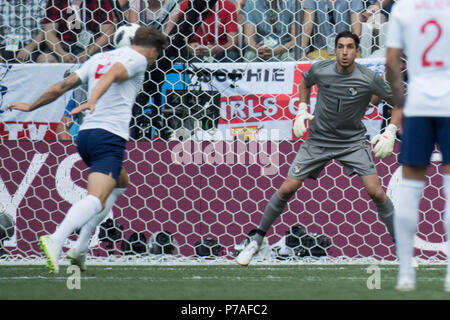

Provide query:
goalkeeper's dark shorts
left=288, top=141, right=377, bottom=181
left=77, top=128, right=127, bottom=181
left=399, top=116, right=450, bottom=166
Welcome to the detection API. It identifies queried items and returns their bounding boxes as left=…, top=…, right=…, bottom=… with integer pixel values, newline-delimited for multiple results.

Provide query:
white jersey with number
left=75, top=46, right=147, bottom=140
left=386, top=0, right=450, bottom=117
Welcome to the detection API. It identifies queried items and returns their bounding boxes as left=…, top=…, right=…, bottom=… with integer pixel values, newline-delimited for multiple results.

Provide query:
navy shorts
left=77, top=129, right=127, bottom=181
left=399, top=116, right=450, bottom=166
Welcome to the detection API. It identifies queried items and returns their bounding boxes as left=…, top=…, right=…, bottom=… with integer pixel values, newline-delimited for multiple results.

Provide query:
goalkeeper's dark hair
left=132, top=25, right=169, bottom=54
left=335, top=30, right=360, bottom=48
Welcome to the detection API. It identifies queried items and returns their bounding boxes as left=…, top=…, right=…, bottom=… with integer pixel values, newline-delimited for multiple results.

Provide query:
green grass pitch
left=1, top=264, right=450, bottom=300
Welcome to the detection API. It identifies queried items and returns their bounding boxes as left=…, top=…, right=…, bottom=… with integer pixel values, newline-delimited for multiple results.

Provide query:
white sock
left=394, top=178, right=424, bottom=279
left=74, top=188, right=126, bottom=253
left=443, top=175, right=450, bottom=279
left=51, top=194, right=102, bottom=248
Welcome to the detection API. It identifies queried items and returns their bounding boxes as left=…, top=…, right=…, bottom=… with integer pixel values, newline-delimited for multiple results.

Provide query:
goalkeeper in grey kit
left=237, top=31, right=402, bottom=266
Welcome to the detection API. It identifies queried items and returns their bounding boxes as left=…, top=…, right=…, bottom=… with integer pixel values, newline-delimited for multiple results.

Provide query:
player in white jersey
left=8, top=26, right=168, bottom=273
left=385, top=0, right=450, bottom=291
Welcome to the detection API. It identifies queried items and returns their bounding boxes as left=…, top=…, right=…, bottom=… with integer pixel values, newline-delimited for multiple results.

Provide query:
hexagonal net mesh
left=0, top=1, right=446, bottom=265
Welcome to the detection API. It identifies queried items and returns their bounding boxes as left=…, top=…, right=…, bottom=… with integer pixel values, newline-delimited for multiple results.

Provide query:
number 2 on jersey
left=421, top=19, right=444, bottom=67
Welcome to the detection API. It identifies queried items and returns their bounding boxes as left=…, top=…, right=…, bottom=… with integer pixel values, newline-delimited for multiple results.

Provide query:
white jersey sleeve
left=385, top=1, right=405, bottom=50
left=75, top=58, right=94, bottom=84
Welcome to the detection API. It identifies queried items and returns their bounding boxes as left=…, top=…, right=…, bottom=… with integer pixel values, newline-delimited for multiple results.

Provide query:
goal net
left=0, top=1, right=446, bottom=265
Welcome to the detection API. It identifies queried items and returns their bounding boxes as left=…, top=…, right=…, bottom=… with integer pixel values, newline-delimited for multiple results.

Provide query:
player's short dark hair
left=335, top=30, right=360, bottom=48
left=132, top=26, right=169, bottom=54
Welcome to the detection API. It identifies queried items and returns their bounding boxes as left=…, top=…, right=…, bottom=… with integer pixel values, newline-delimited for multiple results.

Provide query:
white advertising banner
left=0, top=59, right=387, bottom=140
left=0, top=63, right=74, bottom=140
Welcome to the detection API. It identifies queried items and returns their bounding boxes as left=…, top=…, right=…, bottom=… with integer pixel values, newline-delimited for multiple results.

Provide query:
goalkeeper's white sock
left=442, top=175, right=450, bottom=279
left=74, top=188, right=126, bottom=253
left=394, top=178, right=424, bottom=279
left=51, top=194, right=102, bottom=248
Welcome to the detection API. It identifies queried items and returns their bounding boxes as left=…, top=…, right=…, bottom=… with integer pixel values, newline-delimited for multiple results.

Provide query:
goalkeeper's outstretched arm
left=7, top=73, right=82, bottom=112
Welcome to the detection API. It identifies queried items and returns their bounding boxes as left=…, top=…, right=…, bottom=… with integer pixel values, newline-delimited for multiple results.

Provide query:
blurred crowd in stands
left=0, top=0, right=396, bottom=64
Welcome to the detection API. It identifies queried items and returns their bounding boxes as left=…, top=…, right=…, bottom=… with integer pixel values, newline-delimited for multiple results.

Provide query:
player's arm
left=370, top=49, right=406, bottom=159
left=70, top=62, right=129, bottom=115
left=293, top=78, right=314, bottom=138
left=7, top=73, right=82, bottom=112
left=385, top=47, right=406, bottom=110
left=385, top=47, right=405, bottom=136
left=299, top=78, right=311, bottom=104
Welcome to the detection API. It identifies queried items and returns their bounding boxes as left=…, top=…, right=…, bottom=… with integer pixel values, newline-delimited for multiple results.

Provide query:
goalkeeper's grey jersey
left=302, top=60, right=392, bottom=147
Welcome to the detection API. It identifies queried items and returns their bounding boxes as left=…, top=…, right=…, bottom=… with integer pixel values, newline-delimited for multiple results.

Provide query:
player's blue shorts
left=399, top=116, right=450, bottom=166
left=77, top=128, right=127, bottom=181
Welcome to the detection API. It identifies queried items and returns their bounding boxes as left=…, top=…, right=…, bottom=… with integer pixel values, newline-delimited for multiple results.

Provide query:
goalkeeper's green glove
left=370, top=123, right=398, bottom=159
left=293, top=102, right=314, bottom=138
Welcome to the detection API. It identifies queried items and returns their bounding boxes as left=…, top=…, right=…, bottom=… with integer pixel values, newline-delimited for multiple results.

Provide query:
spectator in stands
left=164, top=0, right=240, bottom=62
left=37, top=0, right=116, bottom=63
left=0, top=0, right=47, bottom=63
left=359, top=0, right=395, bottom=58
left=361, top=0, right=394, bottom=23
left=126, top=0, right=180, bottom=30
left=300, top=0, right=364, bottom=60
left=110, top=0, right=132, bottom=26
left=235, top=0, right=247, bottom=24
left=241, top=0, right=296, bottom=62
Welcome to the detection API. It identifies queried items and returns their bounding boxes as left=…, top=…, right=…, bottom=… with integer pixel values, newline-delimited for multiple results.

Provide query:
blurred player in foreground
left=385, top=0, right=450, bottom=291
left=236, top=30, right=400, bottom=266
left=8, top=26, right=168, bottom=273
